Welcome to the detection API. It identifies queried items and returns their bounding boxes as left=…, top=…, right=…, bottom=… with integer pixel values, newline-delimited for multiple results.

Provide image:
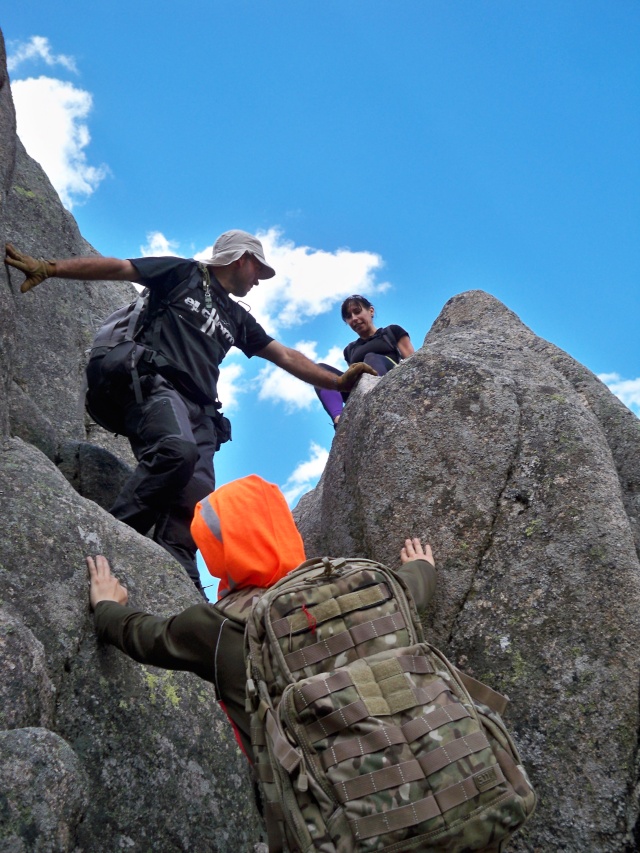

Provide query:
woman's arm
left=397, top=335, right=415, bottom=359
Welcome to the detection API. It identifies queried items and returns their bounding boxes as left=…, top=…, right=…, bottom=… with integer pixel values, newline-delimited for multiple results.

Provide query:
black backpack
left=85, top=263, right=233, bottom=445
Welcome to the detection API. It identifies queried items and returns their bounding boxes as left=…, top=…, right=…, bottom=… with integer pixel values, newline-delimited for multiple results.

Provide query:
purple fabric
left=317, top=388, right=344, bottom=420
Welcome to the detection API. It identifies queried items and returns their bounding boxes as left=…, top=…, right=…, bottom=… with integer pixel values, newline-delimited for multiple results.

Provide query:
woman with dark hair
left=315, top=295, right=414, bottom=425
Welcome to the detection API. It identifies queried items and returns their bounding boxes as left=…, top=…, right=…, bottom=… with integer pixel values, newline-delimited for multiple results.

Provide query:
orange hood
left=191, top=474, right=306, bottom=598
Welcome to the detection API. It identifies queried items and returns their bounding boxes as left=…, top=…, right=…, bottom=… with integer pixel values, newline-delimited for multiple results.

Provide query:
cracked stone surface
left=294, top=290, right=640, bottom=851
left=2, top=21, right=640, bottom=852
left=0, top=29, right=264, bottom=852
left=0, top=438, right=264, bottom=852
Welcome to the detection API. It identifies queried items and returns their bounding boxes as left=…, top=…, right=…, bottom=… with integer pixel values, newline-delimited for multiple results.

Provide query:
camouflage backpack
left=218, top=556, right=536, bottom=852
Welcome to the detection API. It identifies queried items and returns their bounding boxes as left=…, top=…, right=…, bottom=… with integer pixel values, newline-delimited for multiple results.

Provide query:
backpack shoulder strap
left=125, top=291, right=149, bottom=340
left=145, top=263, right=206, bottom=359
left=380, top=326, right=403, bottom=363
left=91, top=289, right=150, bottom=350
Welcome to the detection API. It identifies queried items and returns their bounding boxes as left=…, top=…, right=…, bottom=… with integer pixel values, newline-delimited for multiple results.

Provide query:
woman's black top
left=343, top=324, right=409, bottom=365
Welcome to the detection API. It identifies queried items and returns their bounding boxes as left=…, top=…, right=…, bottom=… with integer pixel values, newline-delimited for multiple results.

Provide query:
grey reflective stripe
left=213, top=617, right=228, bottom=699
left=200, top=498, right=223, bottom=544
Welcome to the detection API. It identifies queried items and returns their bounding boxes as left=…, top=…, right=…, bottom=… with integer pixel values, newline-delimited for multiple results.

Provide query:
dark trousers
left=87, top=359, right=216, bottom=589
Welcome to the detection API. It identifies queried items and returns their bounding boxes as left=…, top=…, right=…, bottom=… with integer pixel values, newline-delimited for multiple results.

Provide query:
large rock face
left=0, top=30, right=264, bottom=852
left=2, top=26, right=640, bottom=853
left=5, top=139, right=137, bottom=473
left=0, top=440, right=262, bottom=852
left=295, top=291, right=640, bottom=851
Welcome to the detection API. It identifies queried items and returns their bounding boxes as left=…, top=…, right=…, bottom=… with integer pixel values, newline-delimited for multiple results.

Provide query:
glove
left=5, top=243, right=57, bottom=293
left=335, top=362, right=378, bottom=392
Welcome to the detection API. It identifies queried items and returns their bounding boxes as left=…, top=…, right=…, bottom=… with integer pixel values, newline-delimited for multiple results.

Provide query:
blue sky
left=4, top=2, right=639, bottom=592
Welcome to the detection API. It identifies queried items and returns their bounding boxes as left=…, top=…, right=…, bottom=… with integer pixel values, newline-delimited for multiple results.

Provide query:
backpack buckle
left=321, top=556, right=346, bottom=578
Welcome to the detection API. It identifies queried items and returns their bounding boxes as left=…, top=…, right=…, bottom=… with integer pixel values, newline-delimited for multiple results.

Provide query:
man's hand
left=336, top=362, right=377, bottom=392
left=87, top=555, right=128, bottom=610
left=5, top=243, right=56, bottom=293
left=400, top=538, right=435, bottom=568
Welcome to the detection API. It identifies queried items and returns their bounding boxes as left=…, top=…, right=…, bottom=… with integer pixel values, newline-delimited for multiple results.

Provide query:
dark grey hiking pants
left=88, top=360, right=216, bottom=589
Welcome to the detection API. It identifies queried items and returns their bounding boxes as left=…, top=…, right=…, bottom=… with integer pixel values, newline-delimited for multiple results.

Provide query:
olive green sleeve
left=93, top=600, right=252, bottom=757
left=93, top=600, right=221, bottom=682
left=397, top=558, right=437, bottom=610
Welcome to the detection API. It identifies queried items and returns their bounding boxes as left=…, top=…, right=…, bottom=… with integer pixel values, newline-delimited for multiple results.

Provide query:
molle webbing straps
left=284, top=610, right=407, bottom=671
left=265, top=709, right=301, bottom=775
left=334, top=759, right=424, bottom=803
left=416, top=729, right=490, bottom=776
left=294, top=671, right=352, bottom=708
left=244, top=558, right=537, bottom=852
left=304, top=701, right=370, bottom=743
left=352, top=795, right=442, bottom=841
left=271, top=583, right=391, bottom=637
left=320, top=726, right=407, bottom=770
left=294, top=654, right=435, bottom=712
left=255, top=763, right=274, bottom=782
left=436, top=763, right=506, bottom=809
left=350, top=762, right=507, bottom=842
left=319, top=700, right=472, bottom=770
left=401, top=701, right=470, bottom=742
left=301, top=677, right=455, bottom=746
left=250, top=718, right=266, bottom=747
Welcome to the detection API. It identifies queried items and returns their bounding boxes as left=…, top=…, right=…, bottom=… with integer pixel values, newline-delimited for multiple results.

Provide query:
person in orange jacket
left=88, top=475, right=436, bottom=759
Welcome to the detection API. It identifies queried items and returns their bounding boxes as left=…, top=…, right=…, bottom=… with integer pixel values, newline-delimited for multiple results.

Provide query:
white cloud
left=281, top=442, right=329, bottom=506
left=8, top=36, right=78, bottom=74
left=11, top=76, right=108, bottom=209
left=322, top=345, right=347, bottom=371
left=142, top=230, right=387, bottom=411
left=598, top=373, right=640, bottom=415
left=198, top=229, right=390, bottom=411
left=256, top=340, right=346, bottom=412
left=196, top=227, right=388, bottom=337
left=217, top=362, right=246, bottom=411
left=256, top=365, right=318, bottom=412
left=140, top=231, right=181, bottom=257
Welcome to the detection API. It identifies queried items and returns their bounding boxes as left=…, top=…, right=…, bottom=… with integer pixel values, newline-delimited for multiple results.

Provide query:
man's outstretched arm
left=87, top=555, right=220, bottom=679
left=257, top=339, right=377, bottom=392
left=5, top=243, right=140, bottom=292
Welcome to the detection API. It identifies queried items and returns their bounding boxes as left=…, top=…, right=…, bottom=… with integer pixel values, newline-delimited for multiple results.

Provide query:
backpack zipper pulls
left=321, top=556, right=346, bottom=578
left=296, top=769, right=309, bottom=793
left=301, top=603, right=317, bottom=635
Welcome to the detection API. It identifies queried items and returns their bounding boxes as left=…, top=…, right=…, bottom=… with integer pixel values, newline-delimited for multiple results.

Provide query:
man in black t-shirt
left=6, top=231, right=375, bottom=592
